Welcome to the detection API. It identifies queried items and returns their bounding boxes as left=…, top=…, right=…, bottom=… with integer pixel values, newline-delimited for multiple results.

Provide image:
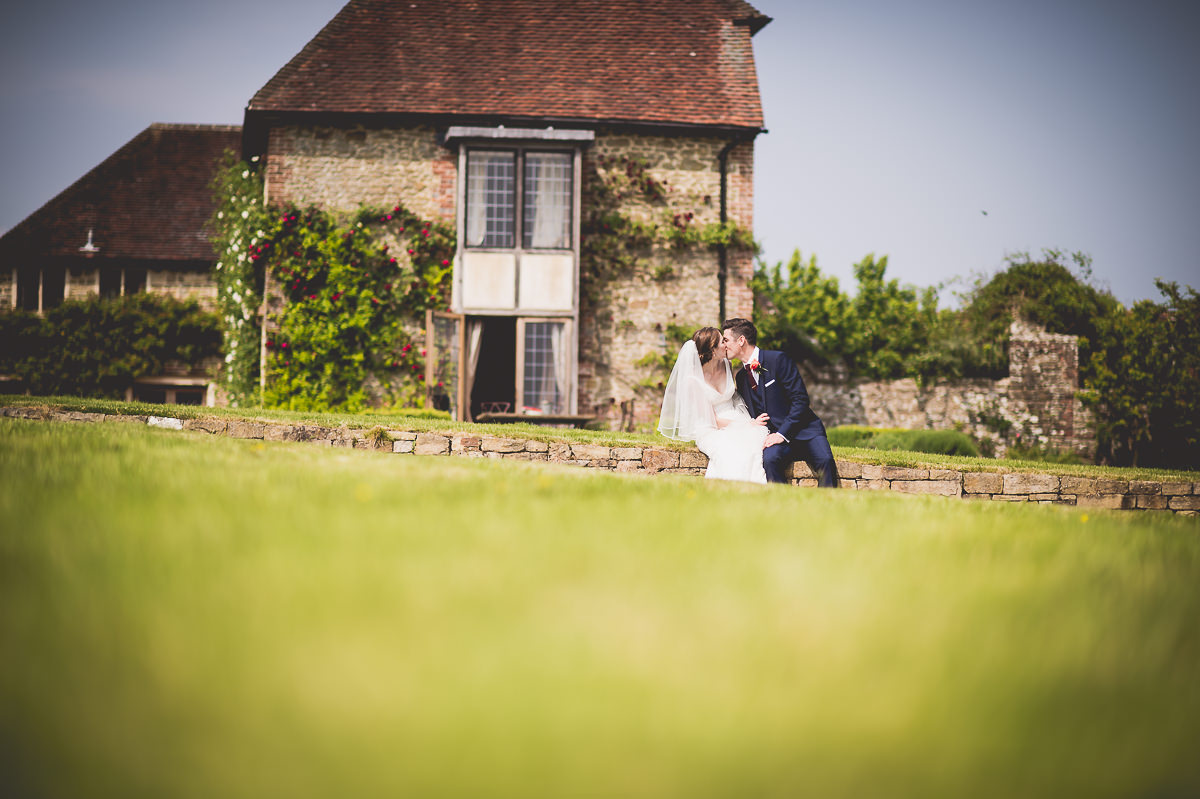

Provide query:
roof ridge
left=148, top=122, right=243, bottom=132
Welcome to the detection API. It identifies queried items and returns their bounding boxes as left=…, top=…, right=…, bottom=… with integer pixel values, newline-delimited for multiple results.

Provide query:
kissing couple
left=657, top=318, right=839, bottom=487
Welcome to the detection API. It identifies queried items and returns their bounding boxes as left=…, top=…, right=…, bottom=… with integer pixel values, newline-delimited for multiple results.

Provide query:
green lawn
left=2, top=418, right=1198, bottom=798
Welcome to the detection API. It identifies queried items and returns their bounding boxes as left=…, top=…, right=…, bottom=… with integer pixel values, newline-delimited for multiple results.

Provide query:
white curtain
left=549, top=322, right=570, bottom=414
left=463, top=319, right=484, bottom=421
left=527, top=154, right=570, bottom=249
left=466, top=154, right=489, bottom=247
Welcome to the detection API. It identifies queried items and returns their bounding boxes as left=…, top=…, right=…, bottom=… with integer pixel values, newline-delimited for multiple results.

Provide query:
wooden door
left=425, top=310, right=466, bottom=420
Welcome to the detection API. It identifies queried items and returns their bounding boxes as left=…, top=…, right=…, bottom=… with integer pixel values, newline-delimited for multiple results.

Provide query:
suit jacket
left=735, top=349, right=827, bottom=441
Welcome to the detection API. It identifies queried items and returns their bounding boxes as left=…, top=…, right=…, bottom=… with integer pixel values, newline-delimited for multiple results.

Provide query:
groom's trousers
left=763, top=435, right=840, bottom=487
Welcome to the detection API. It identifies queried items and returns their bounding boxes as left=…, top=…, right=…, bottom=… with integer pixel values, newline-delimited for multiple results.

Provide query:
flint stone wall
left=6, top=406, right=1193, bottom=516
left=578, top=132, right=754, bottom=433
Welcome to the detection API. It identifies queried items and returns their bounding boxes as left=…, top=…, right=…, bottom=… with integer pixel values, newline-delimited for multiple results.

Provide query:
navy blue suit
left=735, top=349, right=839, bottom=487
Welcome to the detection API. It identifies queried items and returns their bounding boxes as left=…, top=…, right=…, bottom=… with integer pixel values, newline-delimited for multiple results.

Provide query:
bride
left=657, top=327, right=770, bottom=483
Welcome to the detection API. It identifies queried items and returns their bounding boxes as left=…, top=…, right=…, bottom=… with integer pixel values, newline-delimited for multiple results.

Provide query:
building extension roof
left=247, top=0, right=770, bottom=131
left=0, top=124, right=240, bottom=264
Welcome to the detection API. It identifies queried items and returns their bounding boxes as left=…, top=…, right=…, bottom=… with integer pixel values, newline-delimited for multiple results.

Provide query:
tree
left=842, top=254, right=938, bottom=380
left=751, top=249, right=850, bottom=366
left=957, top=250, right=1121, bottom=379
left=1083, top=280, right=1200, bottom=468
left=752, top=250, right=937, bottom=379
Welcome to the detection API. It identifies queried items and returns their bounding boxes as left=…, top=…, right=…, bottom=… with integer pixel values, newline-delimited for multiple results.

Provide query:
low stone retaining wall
left=5, top=406, right=1197, bottom=516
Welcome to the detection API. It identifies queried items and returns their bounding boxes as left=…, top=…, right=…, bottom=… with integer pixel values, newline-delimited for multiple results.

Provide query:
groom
left=722, top=318, right=839, bottom=487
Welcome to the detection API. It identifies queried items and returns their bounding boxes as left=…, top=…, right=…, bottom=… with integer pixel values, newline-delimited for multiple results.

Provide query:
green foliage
left=752, top=251, right=936, bottom=379
left=828, top=426, right=981, bottom=458
left=843, top=254, right=939, bottom=379
left=209, top=153, right=454, bottom=413
left=209, top=150, right=271, bottom=406
left=261, top=205, right=453, bottom=412
left=1005, top=442, right=1088, bottom=465
left=0, top=294, right=221, bottom=397
left=751, top=250, right=848, bottom=366
left=635, top=322, right=703, bottom=389
left=1082, top=280, right=1200, bottom=469
left=581, top=153, right=755, bottom=296
left=956, top=250, right=1121, bottom=379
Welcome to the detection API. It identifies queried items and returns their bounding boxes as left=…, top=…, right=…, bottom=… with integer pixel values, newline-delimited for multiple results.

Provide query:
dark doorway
left=16, top=266, right=39, bottom=311
left=41, top=266, right=65, bottom=311
left=99, top=268, right=122, bottom=298
left=469, top=316, right=516, bottom=419
left=125, top=268, right=146, bottom=294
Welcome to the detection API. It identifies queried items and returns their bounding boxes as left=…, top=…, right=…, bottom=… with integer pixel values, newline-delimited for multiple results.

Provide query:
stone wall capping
left=5, top=406, right=1198, bottom=515
left=881, top=466, right=929, bottom=481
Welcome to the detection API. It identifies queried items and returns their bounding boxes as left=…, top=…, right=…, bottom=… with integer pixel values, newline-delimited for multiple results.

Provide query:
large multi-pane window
left=522, top=320, right=569, bottom=414
left=466, top=149, right=572, bottom=250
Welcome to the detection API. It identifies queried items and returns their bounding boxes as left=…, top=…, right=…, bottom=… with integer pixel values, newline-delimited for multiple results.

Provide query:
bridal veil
left=657, top=340, right=722, bottom=442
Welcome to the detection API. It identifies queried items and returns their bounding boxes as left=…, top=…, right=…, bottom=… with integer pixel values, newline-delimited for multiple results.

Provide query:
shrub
left=0, top=294, right=221, bottom=398
left=829, top=426, right=981, bottom=458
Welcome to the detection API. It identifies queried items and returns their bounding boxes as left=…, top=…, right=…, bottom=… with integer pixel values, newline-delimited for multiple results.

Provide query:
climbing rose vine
left=209, top=152, right=454, bottom=411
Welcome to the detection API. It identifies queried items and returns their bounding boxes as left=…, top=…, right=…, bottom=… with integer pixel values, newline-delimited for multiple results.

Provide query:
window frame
left=515, top=316, right=574, bottom=414
left=464, top=146, right=575, bottom=253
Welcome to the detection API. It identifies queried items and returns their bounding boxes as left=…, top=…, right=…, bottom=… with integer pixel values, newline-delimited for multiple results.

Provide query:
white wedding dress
left=658, top=341, right=768, bottom=483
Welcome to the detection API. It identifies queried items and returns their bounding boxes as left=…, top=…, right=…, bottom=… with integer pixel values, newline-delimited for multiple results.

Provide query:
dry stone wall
left=806, top=320, right=1095, bottom=458
left=6, top=406, right=1193, bottom=516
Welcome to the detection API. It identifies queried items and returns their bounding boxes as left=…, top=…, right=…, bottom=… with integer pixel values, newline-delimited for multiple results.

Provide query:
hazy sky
left=2, top=0, right=1197, bottom=305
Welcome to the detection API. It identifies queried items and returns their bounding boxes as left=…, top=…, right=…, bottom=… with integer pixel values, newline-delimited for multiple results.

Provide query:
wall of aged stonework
left=805, top=320, right=1095, bottom=457
left=261, top=123, right=758, bottom=428
left=65, top=268, right=98, bottom=302
left=579, top=132, right=755, bottom=431
left=146, top=270, right=219, bottom=311
left=8, top=405, right=1193, bottom=515
left=263, top=125, right=455, bottom=224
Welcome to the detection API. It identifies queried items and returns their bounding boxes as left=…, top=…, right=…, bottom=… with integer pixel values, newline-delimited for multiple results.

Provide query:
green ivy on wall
left=209, top=153, right=455, bottom=412
left=581, top=154, right=757, bottom=297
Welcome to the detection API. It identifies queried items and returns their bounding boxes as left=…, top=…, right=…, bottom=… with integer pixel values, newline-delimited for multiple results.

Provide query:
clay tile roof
left=248, top=0, right=770, bottom=130
left=0, top=124, right=241, bottom=264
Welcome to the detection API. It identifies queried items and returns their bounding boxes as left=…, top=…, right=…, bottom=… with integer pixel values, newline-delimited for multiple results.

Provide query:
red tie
left=745, top=363, right=757, bottom=390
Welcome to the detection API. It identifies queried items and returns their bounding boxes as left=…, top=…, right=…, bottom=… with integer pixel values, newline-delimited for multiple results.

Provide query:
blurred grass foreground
left=2, top=417, right=1198, bottom=798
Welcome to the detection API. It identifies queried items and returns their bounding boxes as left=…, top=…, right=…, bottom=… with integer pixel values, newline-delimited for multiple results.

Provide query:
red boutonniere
left=747, top=359, right=763, bottom=373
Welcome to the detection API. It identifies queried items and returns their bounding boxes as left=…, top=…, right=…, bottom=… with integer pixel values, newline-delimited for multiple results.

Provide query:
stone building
left=244, top=0, right=770, bottom=426
left=0, top=123, right=238, bottom=404
left=0, top=123, right=237, bottom=314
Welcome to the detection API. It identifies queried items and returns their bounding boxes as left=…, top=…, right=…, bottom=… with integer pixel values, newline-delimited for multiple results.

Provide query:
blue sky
left=2, top=0, right=1197, bottom=305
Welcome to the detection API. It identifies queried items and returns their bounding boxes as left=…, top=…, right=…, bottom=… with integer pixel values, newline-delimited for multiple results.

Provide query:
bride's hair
left=692, top=327, right=723, bottom=365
